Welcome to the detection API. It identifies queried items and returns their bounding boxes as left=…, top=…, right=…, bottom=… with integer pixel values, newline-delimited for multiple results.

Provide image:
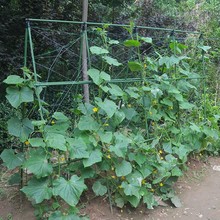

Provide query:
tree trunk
left=82, top=0, right=89, bottom=103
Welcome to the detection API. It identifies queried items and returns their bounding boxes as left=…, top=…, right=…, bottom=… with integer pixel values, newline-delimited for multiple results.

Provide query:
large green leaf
left=96, top=98, right=117, bottom=118
left=124, top=39, right=141, bottom=47
left=102, top=56, right=122, bottom=66
left=7, top=117, right=34, bottom=141
left=83, top=149, right=102, bottom=167
left=0, top=149, right=24, bottom=170
left=143, top=192, right=157, bottom=209
left=52, top=112, right=69, bottom=122
left=127, top=196, right=141, bottom=208
left=88, top=69, right=111, bottom=85
left=122, top=107, right=138, bottom=120
left=90, top=46, right=109, bottom=55
left=92, top=181, right=107, bottom=196
left=115, top=160, right=132, bottom=177
left=6, top=86, right=34, bottom=108
left=78, top=115, right=100, bottom=131
left=98, top=130, right=113, bottom=144
left=128, top=61, right=142, bottom=72
left=23, top=149, right=53, bottom=178
left=67, top=138, right=89, bottom=159
left=160, top=98, right=173, bottom=106
left=179, top=101, right=195, bottom=109
left=110, top=111, right=125, bottom=127
left=52, top=175, right=87, bottom=206
left=108, top=84, right=124, bottom=97
left=159, top=55, right=188, bottom=68
left=109, top=132, right=131, bottom=158
left=125, top=87, right=140, bottom=99
left=21, top=177, right=52, bottom=203
left=3, top=75, right=24, bottom=85
left=29, top=138, right=46, bottom=147
left=121, top=181, right=140, bottom=198
left=140, top=37, right=152, bottom=44
left=46, top=133, right=67, bottom=151
left=88, top=68, right=101, bottom=85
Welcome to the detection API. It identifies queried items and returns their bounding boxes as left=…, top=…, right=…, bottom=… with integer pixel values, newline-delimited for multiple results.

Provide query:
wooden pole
left=82, top=0, right=89, bottom=103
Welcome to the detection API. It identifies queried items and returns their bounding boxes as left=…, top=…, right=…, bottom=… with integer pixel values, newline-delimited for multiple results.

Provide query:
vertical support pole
left=202, top=50, right=206, bottom=121
left=20, top=24, right=29, bottom=189
left=134, top=26, right=149, bottom=137
left=26, top=19, right=44, bottom=120
left=24, top=27, right=28, bottom=69
left=82, top=0, right=90, bottom=103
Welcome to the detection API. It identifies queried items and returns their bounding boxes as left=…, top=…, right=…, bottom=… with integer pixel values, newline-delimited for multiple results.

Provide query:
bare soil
left=0, top=157, right=220, bottom=220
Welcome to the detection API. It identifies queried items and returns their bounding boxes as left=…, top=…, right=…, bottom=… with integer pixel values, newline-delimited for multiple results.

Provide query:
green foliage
left=2, top=26, right=220, bottom=219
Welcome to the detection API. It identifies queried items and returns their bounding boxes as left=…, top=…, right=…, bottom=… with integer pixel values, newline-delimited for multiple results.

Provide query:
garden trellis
left=2, top=18, right=218, bottom=217
left=24, top=18, right=207, bottom=126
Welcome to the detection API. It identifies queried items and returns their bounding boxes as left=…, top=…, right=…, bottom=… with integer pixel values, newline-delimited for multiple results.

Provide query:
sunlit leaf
left=90, top=46, right=109, bottom=55
left=3, top=75, right=24, bottom=85
left=115, top=160, right=132, bottom=177
left=124, top=39, right=141, bottom=47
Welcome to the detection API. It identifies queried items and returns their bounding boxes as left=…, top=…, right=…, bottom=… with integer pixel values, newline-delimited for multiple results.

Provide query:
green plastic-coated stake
left=27, top=18, right=200, bottom=34
left=34, top=77, right=205, bottom=87
left=23, top=27, right=28, bottom=69
left=26, top=20, right=44, bottom=120
left=202, top=50, right=207, bottom=121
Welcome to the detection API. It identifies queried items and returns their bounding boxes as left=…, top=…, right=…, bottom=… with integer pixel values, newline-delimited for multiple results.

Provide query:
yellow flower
left=169, top=106, right=173, bottom=110
left=121, top=176, right=126, bottom=181
left=159, top=182, right=164, bottom=187
left=149, top=111, right=152, bottom=115
left=59, top=155, right=65, bottom=162
left=127, top=104, right=132, bottom=108
left=144, top=64, right=147, bottom=68
left=93, top=107, right=99, bottom=113
left=51, top=120, right=55, bottom=125
left=150, top=188, right=155, bottom=192
left=151, top=122, right=155, bottom=126
left=141, top=179, right=146, bottom=185
left=106, top=154, right=111, bottom=159
left=159, top=150, right=163, bottom=154
left=111, top=175, right=116, bottom=179
left=111, top=166, right=115, bottom=171
left=152, top=100, right=157, bottom=105
left=24, top=140, right=30, bottom=145
left=118, top=185, right=122, bottom=189
left=160, top=156, right=164, bottom=160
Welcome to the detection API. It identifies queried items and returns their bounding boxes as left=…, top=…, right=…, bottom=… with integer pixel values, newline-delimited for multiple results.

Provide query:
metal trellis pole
left=26, top=19, right=44, bottom=120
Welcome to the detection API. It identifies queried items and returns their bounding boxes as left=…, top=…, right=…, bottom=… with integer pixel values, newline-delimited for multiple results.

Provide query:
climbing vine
left=1, top=27, right=219, bottom=219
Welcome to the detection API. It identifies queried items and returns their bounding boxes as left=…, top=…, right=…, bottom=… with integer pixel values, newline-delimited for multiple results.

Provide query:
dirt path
left=85, top=157, right=220, bottom=220
left=0, top=157, right=220, bottom=220
left=147, top=157, right=220, bottom=220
